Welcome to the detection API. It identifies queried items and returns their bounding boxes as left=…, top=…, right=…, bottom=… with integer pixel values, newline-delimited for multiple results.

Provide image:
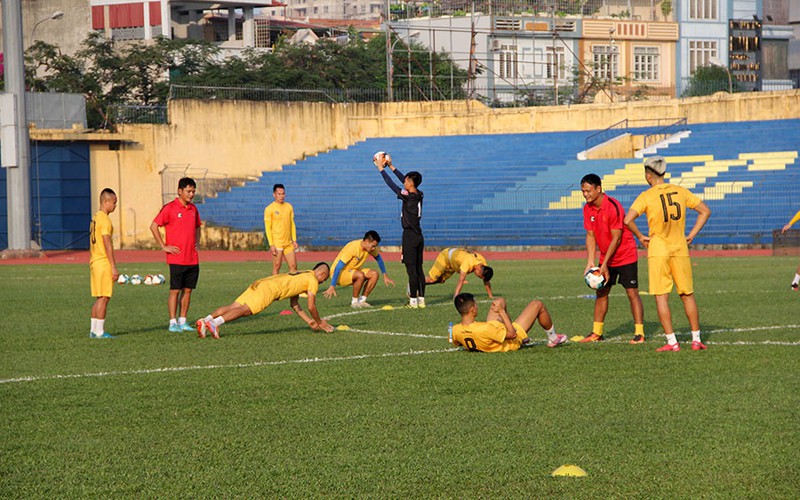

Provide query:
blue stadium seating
left=200, top=119, right=800, bottom=247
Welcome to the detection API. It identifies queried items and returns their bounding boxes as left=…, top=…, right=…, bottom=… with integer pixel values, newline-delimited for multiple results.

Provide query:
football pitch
left=1, top=255, right=799, bottom=497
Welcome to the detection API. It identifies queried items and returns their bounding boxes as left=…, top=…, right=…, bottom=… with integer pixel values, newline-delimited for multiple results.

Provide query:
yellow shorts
left=90, top=260, right=113, bottom=298
left=274, top=245, right=295, bottom=256
left=335, top=268, right=372, bottom=287
left=507, top=322, right=530, bottom=351
left=234, top=286, right=275, bottom=315
left=648, top=255, right=694, bottom=295
left=427, top=250, right=455, bottom=283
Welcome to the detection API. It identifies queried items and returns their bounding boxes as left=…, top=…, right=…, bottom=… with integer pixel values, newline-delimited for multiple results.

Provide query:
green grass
left=1, top=256, right=799, bottom=497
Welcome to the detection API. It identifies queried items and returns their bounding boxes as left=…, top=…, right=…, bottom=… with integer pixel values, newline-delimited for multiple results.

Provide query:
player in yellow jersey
left=264, top=183, right=299, bottom=275
left=425, top=248, right=494, bottom=298
left=89, top=188, right=119, bottom=339
left=781, top=209, right=800, bottom=290
left=450, top=293, right=567, bottom=352
left=195, top=262, right=334, bottom=338
left=323, top=230, right=395, bottom=307
left=624, top=156, right=712, bottom=352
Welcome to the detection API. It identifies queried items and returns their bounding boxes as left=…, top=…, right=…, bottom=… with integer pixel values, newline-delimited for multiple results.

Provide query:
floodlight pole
left=1, top=0, right=33, bottom=252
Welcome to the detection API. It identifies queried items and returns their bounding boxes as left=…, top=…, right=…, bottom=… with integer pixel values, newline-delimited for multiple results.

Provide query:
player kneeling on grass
left=323, top=230, right=395, bottom=307
left=196, top=262, right=335, bottom=338
left=450, top=293, right=567, bottom=352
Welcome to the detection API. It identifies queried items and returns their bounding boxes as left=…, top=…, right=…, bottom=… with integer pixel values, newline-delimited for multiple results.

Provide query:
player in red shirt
left=580, top=173, right=644, bottom=344
left=150, top=177, right=202, bottom=333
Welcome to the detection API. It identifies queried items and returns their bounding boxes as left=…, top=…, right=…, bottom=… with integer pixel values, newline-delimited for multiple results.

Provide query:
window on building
left=688, top=40, right=717, bottom=74
left=592, top=45, right=618, bottom=80
left=255, top=19, right=270, bottom=48
left=546, top=47, right=567, bottom=80
left=498, top=44, right=518, bottom=79
left=633, top=46, right=660, bottom=81
left=689, top=0, right=718, bottom=20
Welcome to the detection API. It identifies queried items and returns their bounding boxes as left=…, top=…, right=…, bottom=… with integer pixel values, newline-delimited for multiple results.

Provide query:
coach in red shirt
left=150, top=177, right=202, bottom=333
left=580, top=173, right=645, bottom=344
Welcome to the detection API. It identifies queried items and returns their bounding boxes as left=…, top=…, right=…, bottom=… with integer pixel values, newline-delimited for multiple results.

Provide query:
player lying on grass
left=323, top=230, right=395, bottom=307
left=425, top=248, right=494, bottom=298
left=196, top=262, right=334, bottom=338
left=450, top=293, right=567, bottom=352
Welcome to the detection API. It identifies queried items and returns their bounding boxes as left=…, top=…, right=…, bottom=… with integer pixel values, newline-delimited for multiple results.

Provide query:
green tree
left=682, top=65, right=736, bottom=97
left=23, top=30, right=469, bottom=125
left=26, top=33, right=218, bottom=128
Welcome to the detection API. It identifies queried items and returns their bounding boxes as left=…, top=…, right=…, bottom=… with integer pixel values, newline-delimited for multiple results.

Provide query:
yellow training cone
left=336, top=324, right=351, bottom=331
left=381, top=305, right=394, bottom=310
left=551, top=464, right=587, bottom=477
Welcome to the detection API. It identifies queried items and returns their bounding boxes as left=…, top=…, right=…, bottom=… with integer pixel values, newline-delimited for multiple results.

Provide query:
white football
left=584, top=267, right=606, bottom=290
left=372, top=151, right=386, bottom=164
left=156, top=274, right=166, bottom=285
left=117, top=274, right=129, bottom=284
left=144, top=275, right=154, bottom=285
left=130, top=274, right=143, bottom=285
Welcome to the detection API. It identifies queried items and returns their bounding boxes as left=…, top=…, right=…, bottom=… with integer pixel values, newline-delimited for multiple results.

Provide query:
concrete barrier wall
left=88, top=90, right=800, bottom=248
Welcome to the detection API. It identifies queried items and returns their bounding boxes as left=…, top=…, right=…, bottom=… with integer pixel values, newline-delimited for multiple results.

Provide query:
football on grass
left=584, top=267, right=606, bottom=290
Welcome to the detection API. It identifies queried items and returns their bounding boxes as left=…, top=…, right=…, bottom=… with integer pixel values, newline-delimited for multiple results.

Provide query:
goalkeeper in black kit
left=374, top=151, right=426, bottom=308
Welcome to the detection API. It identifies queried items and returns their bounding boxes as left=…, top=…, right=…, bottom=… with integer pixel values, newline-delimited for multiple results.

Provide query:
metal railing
left=108, top=104, right=168, bottom=124
left=167, top=81, right=796, bottom=107
left=643, top=117, right=688, bottom=149
left=584, top=119, right=629, bottom=150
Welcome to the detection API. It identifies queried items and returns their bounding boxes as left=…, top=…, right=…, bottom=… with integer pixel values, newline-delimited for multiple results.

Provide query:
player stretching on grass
left=425, top=248, right=494, bottom=298
left=264, top=183, right=299, bottom=275
left=375, top=152, right=426, bottom=308
left=580, top=173, right=644, bottom=344
left=781, top=209, right=800, bottom=291
left=323, top=230, right=395, bottom=308
left=624, top=156, right=711, bottom=352
left=451, top=293, right=567, bottom=352
left=89, top=188, right=119, bottom=339
left=196, top=262, right=334, bottom=338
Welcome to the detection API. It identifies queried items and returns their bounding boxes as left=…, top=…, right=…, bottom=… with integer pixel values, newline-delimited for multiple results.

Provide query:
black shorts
left=169, top=264, right=200, bottom=290
left=607, top=261, right=639, bottom=289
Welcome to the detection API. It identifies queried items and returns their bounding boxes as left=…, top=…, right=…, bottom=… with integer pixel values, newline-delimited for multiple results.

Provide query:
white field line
left=0, top=348, right=457, bottom=385
left=347, top=328, right=442, bottom=339
left=2, top=305, right=797, bottom=385
left=348, top=325, right=800, bottom=346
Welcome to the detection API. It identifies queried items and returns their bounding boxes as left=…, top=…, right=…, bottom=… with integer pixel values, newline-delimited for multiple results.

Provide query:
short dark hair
left=454, top=293, right=475, bottom=315
left=313, top=261, right=329, bottom=272
left=100, top=188, right=116, bottom=201
left=363, top=230, right=381, bottom=243
left=273, top=184, right=285, bottom=192
left=581, top=173, right=602, bottom=187
left=405, top=171, right=422, bottom=188
left=481, top=265, right=493, bottom=283
left=178, top=177, right=196, bottom=190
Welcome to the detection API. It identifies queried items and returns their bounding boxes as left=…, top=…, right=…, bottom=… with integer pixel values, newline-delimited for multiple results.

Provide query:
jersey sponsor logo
left=590, top=215, right=596, bottom=222
left=177, top=212, right=183, bottom=218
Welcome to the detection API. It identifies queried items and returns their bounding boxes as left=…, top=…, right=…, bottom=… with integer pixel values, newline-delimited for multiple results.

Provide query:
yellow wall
left=77, top=90, right=800, bottom=248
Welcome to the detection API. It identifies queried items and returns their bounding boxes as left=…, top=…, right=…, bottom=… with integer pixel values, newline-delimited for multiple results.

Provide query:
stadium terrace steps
left=199, top=119, right=800, bottom=247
